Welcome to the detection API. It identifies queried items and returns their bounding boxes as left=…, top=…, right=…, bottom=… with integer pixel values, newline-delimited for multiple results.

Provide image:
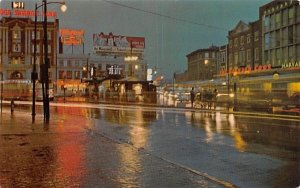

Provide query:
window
left=270, top=14, right=275, bottom=29
left=31, top=31, right=40, bottom=40
left=297, top=24, right=300, bottom=43
left=47, top=31, right=52, bottom=40
left=67, top=71, right=72, bottom=79
left=13, top=43, right=21, bottom=52
left=240, top=36, right=244, bottom=45
left=254, top=31, right=259, bottom=41
left=247, top=34, right=251, bottom=43
left=234, top=52, right=238, bottom=66
left=288, top=26, right=293, bottom=44
left=282, top=9, right=288, bottom=26
left=229, top=40, right=233, bottom=48
left=264, top=16, right=269, bottom=30
left=288, top=7, right=294, bottom=24
left=234, top=38, right=238, bottom=47
left=282, top=28, right=288, bottom=46
left=67, top=60, right=72, bottom=67
left=288, top=46, right=294, bottom=60
left=59, top=71, right=65, bottom=79
left=282, top=47, right=288, bottom=62
left=275, top=13, right=281, bottom=28
left=31, top=44, right=41, bottom=53
left=276, top=49, right=281, bottom=66
left=205, top=53, right=209, bottom=58
left=98, top=64, right=102, bottom=70
left=264, top=51, right=269, bottom=64
left=59, top=60, right=64, bottom=67
left=13, top=30, right=21, bottom=39
left=247, top=49, right=251, bottom=62
left=270, top=31, right=275, bottom=48
left=229, top=53, right=233, bottom=67
left=254, top=48, right=259, bottom=61
left=48, top=44, right=51, bottom=53
left=264, top=33, right=270, bottom=49
left=275, top=30, right=280, bottom=47
left=239, top=50, right=245, bottom=65
left=271, top=49, right=275, bottom=65
left=75, top=60, right=79, bottom=67
left=297, top=45, right=300, bottom=61
left=74, top=71, right=80, bottom=79
left=297, top=5, right=300, bottom=22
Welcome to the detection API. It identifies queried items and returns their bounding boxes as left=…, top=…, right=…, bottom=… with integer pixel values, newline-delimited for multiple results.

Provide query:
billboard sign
left=93, top=32, right=145, bottom=53
left=60, top=29, right=84, bottom=45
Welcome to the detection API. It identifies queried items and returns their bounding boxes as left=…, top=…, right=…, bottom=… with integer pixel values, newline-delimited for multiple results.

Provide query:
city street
left=0, top=102, right=299, bottom=187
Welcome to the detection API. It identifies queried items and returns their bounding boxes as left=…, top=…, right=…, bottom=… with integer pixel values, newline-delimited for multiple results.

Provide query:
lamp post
left=0, top=72, right=3, bottom=114
left=32, top=0, right=67, bottom=123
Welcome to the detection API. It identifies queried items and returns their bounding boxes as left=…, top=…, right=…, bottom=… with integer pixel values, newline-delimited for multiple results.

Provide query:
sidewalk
left=0, top=109, right=229, bottom=188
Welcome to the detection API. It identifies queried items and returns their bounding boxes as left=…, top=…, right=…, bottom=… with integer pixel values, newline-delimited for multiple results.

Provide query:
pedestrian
left=213, top=88, right=218, bottom=109
left=11, top=98, right=15, bottom=114
left=190, top=87, right=195, bottom=108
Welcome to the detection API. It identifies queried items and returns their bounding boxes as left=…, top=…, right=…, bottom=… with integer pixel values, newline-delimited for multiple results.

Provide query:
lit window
left=13, top=30, right=21, bottom=39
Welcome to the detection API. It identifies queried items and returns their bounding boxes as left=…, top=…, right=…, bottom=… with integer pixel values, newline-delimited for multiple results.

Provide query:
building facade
left=227, top=20, right=262, bottom=72
left=186, top=45, right=219, bottom=81
left=0, top=17, right=59, bottom=99
left=56, top=53, right=147, bottom=96
left=260, top=0, right=300, bottom=67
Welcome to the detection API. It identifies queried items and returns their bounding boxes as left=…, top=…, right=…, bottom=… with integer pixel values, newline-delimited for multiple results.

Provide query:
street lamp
left=0, top=72, right=3, bottom=114
left=32, top=0, right=67, bottom=123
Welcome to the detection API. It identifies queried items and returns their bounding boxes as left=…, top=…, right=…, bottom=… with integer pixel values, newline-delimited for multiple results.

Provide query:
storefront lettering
left=282, top=61, right=300, bottom=69
left=219, top=64, right=273, bottom=75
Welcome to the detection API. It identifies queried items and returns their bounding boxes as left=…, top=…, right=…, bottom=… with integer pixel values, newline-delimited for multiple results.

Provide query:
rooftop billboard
left=93, top=32, right=145, bottom=54
left=60, top=29, right=84, bottom=45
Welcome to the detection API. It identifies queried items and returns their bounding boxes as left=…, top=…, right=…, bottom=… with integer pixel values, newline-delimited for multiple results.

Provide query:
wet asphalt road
left=0, top=102, right=299, bottom=188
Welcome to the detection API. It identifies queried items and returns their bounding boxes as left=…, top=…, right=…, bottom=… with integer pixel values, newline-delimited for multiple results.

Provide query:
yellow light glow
left=60, top=4, right=67, bottom=12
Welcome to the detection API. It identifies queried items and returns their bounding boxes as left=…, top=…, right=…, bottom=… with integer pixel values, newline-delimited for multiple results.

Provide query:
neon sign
left=60, top=29, right=85, bottom=45
left=0, top=8, right=57, bottom=18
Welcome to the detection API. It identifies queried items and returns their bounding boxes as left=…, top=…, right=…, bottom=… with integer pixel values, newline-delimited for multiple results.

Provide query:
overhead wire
left=102, top=0, right=300, bottom=42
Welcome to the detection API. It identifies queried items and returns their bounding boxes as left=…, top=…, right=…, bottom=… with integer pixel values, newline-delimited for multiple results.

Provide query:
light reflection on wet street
left=0, top=103, right=299, bottom=187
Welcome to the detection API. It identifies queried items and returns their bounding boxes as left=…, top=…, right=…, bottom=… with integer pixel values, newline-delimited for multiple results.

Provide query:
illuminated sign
left=93, top=32, right=145, bottom=53
left=60, top=29, right=84, bottom=45
left=106, top=65, right=123, bottom=79
left=219, top=64, right=273, bottom=75
left=0, top=8, right=57, bottom=18
left=12, top=2, right=25, bottom=9
left=282, top=61, right=300, bottom=69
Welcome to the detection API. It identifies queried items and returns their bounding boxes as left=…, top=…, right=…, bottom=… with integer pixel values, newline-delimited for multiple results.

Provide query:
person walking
left=190, top=87, right=195, bottom=108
